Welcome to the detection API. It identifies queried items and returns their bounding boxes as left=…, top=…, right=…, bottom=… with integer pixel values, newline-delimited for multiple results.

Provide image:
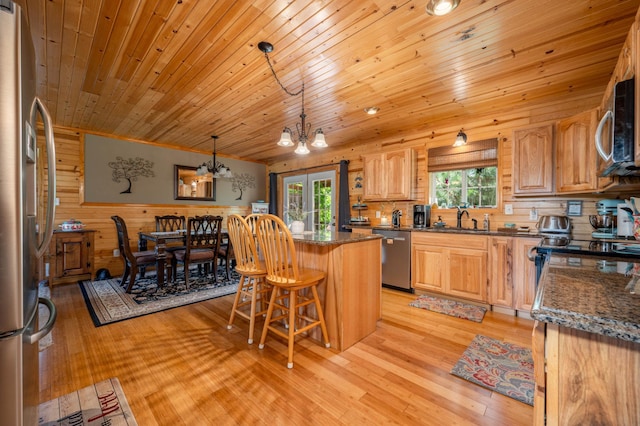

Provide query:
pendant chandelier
left=196, top=135, right=233, bottom=178
left=258, top=41, right=327, bottom=155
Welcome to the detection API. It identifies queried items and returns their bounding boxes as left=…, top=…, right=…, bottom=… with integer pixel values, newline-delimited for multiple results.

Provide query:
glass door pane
left=283, top=171, right=335, bottom=232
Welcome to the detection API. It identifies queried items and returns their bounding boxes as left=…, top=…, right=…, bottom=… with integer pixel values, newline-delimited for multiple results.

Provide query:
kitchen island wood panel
left=293, top=232, right=382, bottom=352
left=532, top=254, right=640, bottom=425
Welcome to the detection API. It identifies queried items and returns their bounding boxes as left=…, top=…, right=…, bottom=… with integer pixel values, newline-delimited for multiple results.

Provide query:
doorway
left=282, top=170, right=335, bottom=232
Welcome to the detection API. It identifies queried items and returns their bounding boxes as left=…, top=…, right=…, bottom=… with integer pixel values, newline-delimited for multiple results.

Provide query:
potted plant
left=285, top=203, right=311, bottom=234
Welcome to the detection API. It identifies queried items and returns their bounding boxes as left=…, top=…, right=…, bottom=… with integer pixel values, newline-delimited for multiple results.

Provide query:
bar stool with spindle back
left=256, top=214, right=330, bottom=368
left=226, top=214, right=270, bottom=344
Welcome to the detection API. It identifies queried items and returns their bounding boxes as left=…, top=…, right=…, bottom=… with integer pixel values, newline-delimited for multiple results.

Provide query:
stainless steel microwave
left=595, top=77, right=639, bottom=176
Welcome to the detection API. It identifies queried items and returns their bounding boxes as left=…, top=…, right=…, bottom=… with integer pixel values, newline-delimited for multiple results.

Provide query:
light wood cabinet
left=412, top=233, right=487, bottom=302
left=556, top=109, right=598, bottom=193
left=512, top=124, right=554, bottom=195
left=512, top=237, right=538, bottom=312
left=489, top=236, right=513, bottom=308
left=362, top=148, right=416, bottom=201
left=534, top=323, right=640, bottom=426
left=48, top=230, right=95, bottom=285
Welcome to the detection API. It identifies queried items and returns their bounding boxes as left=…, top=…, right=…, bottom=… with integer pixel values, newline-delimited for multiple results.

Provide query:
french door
left=282, top=170, right=335, bottom=232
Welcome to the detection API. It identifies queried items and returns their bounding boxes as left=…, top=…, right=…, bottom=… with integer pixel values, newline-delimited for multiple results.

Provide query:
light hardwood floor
left=40, top=285, right=534, bottom=425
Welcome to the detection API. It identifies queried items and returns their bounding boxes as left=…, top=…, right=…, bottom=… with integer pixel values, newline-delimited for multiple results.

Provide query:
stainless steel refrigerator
left=0, top=2, right=58, bottom=425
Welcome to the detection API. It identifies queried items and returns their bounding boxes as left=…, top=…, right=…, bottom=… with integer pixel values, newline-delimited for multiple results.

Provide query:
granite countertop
left=345, top=224, right=536, bottom=237
left=292, top=230, right=382, bottom=246
left=531, top=254, right=640, bottom=343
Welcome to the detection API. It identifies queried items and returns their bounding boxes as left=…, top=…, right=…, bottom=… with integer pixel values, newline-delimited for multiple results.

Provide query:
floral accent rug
left=38, top=284, right=53, bottom=351
left=451, top=335, right=534, bottom=406
left=409, top=295, right=487, bottom=322
left=79, top=266, right=238, bottom=326
left=39, top=377, right=138, bottom=425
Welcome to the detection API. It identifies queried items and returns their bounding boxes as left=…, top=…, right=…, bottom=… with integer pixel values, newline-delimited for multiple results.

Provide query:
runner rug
left=409, top=294, right=487, bottom=322
left=38, top=377, right=137, bottom=425
left=79, top=266, right=239, bottom=327
left=39, top=284, right=53, bottom=351
left=451, top=334, right=534, bottom=406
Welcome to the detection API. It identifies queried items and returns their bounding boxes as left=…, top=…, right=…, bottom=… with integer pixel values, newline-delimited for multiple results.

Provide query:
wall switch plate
left=529, top=208, right=538, bottom=221
left=376, top=211, right=381, bottom=218
left=504, top=204, right=513, bottom=215
left=113, top=249, right=120, bottom=257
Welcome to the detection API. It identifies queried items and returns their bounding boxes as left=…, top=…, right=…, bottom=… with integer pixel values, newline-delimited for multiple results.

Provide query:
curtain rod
left=270, top=160, right=349, bottom=176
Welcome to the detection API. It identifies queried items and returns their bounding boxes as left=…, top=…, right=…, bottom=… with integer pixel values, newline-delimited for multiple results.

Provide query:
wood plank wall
left=267, top=103, right=635, bottom=241
left=48, top=126, right=251, bottom=278
left=48, top=94, right=639, bottom=280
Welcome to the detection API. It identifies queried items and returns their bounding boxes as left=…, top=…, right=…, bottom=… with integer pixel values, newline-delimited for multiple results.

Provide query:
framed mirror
left=174, top=165, right=216, bottom=201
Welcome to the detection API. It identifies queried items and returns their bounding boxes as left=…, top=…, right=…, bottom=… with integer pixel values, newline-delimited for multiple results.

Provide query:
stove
left=537, top=238, right=640, bottom=257
left=534, top=237, right=640, bottom=284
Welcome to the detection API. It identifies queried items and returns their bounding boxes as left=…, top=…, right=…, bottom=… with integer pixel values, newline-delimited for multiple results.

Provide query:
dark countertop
left=292, top=230, right=382, bottom=246
left=345, top=224, right=536, bottom=237
left=531, top=254, right=640, bottom=343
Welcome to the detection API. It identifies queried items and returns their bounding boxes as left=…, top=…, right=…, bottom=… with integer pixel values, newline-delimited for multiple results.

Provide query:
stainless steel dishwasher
left=377, top=229, right=412, bottom=292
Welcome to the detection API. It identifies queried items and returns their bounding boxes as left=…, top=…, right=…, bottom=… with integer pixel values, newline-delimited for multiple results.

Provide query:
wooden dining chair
left=111, top=215, right=172, bottom=293
left=256, top=214, right=330, bottom=368
left=226, top=214, right=270, bottom=344
left=217, top=232, right=235, bottom=280
left=155, top=214, right=186, bottom=232
left=172, top=215, right=223, bottom=288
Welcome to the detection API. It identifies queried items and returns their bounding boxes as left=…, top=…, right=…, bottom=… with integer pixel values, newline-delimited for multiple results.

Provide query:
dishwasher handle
left=385, top=237, right=406, bottom=243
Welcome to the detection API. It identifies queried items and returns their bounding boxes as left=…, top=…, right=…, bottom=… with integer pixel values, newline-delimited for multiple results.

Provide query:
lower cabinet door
left=412, top=245, right=445, bottom=292
left=448, top=248, right=487, bottom=301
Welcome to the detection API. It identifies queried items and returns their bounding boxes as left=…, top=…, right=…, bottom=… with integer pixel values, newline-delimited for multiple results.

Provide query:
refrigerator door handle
left=31, top=96, right=57, bottom=258
left=28, top=297, right=57, bottom=345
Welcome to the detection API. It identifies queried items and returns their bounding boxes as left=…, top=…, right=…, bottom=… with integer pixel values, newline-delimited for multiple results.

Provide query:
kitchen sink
left=427, top=227, right=489, bottom=233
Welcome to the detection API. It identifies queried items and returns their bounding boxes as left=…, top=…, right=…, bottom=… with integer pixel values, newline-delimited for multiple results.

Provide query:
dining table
left=138, top=230, right=187, bottom=286
left=138, top=229, right=229, bottom=287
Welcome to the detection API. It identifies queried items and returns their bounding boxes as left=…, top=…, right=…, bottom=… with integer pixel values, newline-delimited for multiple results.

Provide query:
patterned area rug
left=39, top=284, right=53, bottom=351
left=451, top=335, right=534, bottom=406
left=79, top=266, right=238, bottom=326
left=409, top=295, right=487, bottom=322
left=39, top=377, right=137, bottom=425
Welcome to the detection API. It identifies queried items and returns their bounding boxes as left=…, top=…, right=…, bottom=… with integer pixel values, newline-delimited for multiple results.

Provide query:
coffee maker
left=413, top=205, right=431, bottom=228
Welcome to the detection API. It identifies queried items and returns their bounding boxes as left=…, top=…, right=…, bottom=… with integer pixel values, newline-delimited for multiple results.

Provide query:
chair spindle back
left=256, top=214, right=299, bottom=284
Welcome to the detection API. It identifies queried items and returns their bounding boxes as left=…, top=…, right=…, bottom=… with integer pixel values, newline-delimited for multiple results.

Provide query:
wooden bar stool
left=256, top=214, right=330, bottom=368
left=226, top=214, right=270, bottom=344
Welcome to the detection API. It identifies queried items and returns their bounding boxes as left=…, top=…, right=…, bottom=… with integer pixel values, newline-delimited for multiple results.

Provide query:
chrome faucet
left=456, top=207, right=469, bottom=228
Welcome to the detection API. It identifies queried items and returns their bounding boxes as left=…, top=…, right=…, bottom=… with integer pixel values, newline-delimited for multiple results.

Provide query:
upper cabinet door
left=556, top=109, right=598, bottom=193
left=513, top=124, right=554, bottom=195
left=362, top=148, right=416, bottom=201
left=362, top=154, right=386, bottom=200
left=385, top=149, right=415, bottom=200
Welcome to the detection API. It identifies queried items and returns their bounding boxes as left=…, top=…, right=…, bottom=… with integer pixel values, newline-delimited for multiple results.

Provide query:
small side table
left=48, top=229, right=96, bottom=285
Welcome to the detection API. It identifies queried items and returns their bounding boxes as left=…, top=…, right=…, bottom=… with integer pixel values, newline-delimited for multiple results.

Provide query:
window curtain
left=268, top=172, right=277, bottom=214
left=338, top=160, right=350, bottom=231
left=427, top=138, right=498, bottom=172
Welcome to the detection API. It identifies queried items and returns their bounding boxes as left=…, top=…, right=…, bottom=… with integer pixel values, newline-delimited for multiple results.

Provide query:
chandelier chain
left=262, top=52, right=304, bottom=97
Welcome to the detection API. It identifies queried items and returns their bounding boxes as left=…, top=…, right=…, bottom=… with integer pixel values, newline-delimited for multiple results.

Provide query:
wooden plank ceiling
left=14, top=0, right=640, bottom=164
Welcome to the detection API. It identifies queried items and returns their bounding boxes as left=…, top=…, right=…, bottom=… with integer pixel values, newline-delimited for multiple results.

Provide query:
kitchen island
left=531, top=254, right=640, bottom=425
left=292, top=231, right=382, bottom=352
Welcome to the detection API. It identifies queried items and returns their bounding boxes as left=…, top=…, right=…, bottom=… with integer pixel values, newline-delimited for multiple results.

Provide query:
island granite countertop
left=531, top=253, right=640, bottom=343
left=292, top=230, right=382, bottom=246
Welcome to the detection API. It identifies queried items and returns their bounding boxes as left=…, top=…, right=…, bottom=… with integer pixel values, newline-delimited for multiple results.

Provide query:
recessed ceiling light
left=364, top=107, right=379, bottom=115
left=426, top=0, right=461, bottom=16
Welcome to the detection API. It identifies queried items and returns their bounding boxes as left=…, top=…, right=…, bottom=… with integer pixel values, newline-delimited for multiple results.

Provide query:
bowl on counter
left=59, top=219, right=85, bottom=231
